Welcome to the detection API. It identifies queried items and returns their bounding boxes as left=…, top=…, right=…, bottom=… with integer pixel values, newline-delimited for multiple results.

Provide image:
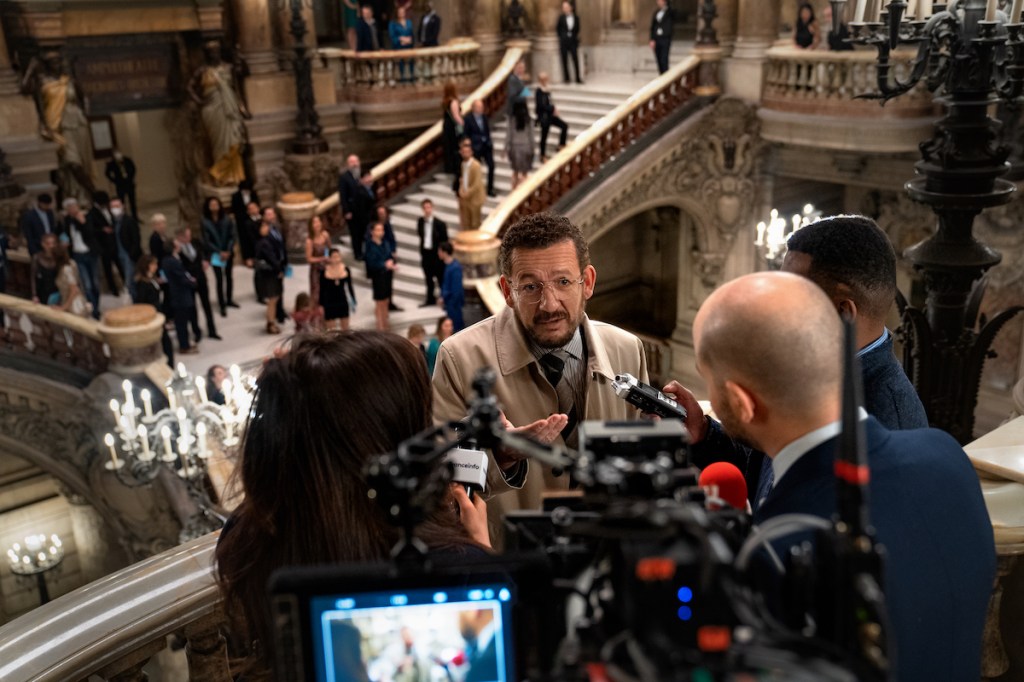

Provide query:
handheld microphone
left=612, top=373, right=687, bottom=420
left=698, top=462, right=748, bottom=511
left=445, top=447, right=489, bottom=499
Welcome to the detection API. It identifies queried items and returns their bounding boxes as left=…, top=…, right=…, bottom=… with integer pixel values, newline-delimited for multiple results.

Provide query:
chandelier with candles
left=754, top=204, right=821, bottom=269
left=102, top=363, right=254, bottom=541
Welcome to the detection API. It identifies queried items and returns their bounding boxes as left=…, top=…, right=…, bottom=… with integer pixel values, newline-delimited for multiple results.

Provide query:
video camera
left=271, top=323, right=890, bottom=681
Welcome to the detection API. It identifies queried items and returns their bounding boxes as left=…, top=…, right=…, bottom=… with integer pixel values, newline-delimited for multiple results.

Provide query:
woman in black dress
left=254, top=221, right=286, bottom=334
left=364, top=221, right=397, bottom=331
left=441, top=81, right=464, bottom=176
left=133, top=254, right=174, bottom=367
left=320, top=248, right=356, bottom=331
left=794, top=3, right=819, bottom=49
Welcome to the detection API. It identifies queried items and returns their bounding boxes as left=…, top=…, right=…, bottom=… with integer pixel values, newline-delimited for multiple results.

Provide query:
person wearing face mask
left=109, top=197, right=141, bottom=299
left=87, top=191, right=124, bottom=296
left=104, top=149, right=138, bottom=220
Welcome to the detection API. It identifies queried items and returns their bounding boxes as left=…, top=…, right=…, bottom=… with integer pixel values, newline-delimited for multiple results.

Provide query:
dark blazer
left=351, top=184, right=376, bottom=235
left=356, top=18, right=377, bottom=51
left=417, top=216, right=449, bottom=252
left=556, top=13, right=580, bottom=47
left=86, top=206, right=115, bottom=253
left=64, top=215, right=102, bottom=256
left=237, top=214, right=262, bottom=261
left=258, top=227, right=288, bottom=274
left=177, top=239, right=207, bottom=279
left=506, top=73, right=525, bottom=115
left=754, top=418, right=995, bottom=682
left=149, top=232, right=168, bottom=261
left=230, top=188, right=259, bottom=225
left=104, top=157, right=136, bottom=189
left=19, top=207, right=58, bottom=255
left=161, top=255, right=197, bottom=309
left=535, top=88, right=555, bottom=123
left=202, top=216, right=236, bottom=256
left=650, top=6, right=673, bottom=44
left=364, top=219, right=397, bottom=255
left=441, top=259, right=464, bottom=308
left=464, top=112, right=493, bottom=156
left=418, top=11, right=441, bottom=46
left=114, top=215, right=143, bottom=261
left=338, top=169, right=361, bottom=218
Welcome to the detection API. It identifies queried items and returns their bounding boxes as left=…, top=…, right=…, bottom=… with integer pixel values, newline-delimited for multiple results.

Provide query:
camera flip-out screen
left=271, top=560, right=531, bottom=682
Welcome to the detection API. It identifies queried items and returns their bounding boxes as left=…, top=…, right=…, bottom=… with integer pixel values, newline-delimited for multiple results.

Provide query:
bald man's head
left=695, top=272, right=843, bottom=419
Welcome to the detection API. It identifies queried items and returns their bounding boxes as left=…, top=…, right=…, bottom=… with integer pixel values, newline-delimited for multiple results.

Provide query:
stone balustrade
left=0, top=532, right=227, bottom=682
left=319, top=39, right=483, bottom=131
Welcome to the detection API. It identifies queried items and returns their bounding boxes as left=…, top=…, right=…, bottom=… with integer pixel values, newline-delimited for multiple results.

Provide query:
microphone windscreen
left=699, top=462, right=748, bottom=511
left=445, top=448, right=489, bottom=492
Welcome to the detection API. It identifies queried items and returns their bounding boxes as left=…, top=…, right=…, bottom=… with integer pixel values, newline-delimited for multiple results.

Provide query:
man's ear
left=499, top=275, right=515, bottom=308
left=836, top=298, right=858, bottom=321
left=723, top=380, right=757, bottom=424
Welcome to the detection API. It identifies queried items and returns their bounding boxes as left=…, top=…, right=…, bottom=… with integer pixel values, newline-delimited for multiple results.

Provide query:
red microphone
left=699, top=462, right=748, bottom=511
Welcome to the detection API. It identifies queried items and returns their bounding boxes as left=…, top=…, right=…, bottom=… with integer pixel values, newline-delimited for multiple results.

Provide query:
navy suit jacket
left=356, top=19, right=377, bottom=51
left=161, top=255, right=197, bottom=310
left=754, top=418, right=995, bottom=682
left=441, top=259, right=464, bottom=307
left=464, top=633, right=498, bottom=682
left=418, top=12, right=441, bottom=46
left=19, top=207, right=58, bottom=255
left=464, top=113, right=493, bottom=156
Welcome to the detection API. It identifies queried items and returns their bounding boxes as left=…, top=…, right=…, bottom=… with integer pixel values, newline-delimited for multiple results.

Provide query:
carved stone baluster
left=5, top=309, right=26, bottom=349
left=98, top=637, right=165, bottom=682
left=184, top=613, right=232, bottom=682
left=29, top=317, right=53, bottom=358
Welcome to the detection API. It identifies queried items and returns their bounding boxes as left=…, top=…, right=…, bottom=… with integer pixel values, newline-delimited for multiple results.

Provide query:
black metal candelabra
left=289, top=0, right=328, bottom=154
left=836, top=0, right=1024, bottom=443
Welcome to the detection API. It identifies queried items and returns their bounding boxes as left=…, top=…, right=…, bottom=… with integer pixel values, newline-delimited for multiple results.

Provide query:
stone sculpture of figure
left=21, top=52, right=96, bottom=201
left=188, top=41, right=251, bottom=188
left=505, top=0, right=528, bottom=37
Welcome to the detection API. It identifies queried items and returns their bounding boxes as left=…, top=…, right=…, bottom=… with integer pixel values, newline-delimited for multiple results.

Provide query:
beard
left=714, top=396, right=760, bottom=452
left=524, top=298, right=585, bottom=348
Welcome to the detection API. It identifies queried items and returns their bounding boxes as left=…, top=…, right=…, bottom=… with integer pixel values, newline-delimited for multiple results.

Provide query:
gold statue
left=188, top=41, right=252, bottom=187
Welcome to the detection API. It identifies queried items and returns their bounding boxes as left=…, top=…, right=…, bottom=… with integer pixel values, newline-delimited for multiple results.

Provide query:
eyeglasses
left=511, top=277, right=584, bottom=303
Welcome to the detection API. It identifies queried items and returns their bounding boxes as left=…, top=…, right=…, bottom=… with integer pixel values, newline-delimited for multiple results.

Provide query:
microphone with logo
left=445, top=446, right=489, bottom=499
left=698, top=462, right=749, bottom=513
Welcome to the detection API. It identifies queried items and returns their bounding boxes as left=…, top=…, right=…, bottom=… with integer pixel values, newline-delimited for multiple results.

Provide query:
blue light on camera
left=677, top=586, right=693, bottom=603
left=390, top=594, right=409, bottom=606
left=433, top=592, right=448, bottom=603
left=468, top=589, right=485, bottom=601
left=484, top=589, right=495, bottom=599
left=498, top=588, right=511, bottom=602
left=678, top=605, right=693, bottom=621
left=335, top=598, right=356, bottom=609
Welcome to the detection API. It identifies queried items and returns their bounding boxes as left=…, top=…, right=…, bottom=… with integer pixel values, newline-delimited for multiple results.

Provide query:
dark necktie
left=539, top=352, right=577, bottom=445
left=755, top=456, right=774, bottom=510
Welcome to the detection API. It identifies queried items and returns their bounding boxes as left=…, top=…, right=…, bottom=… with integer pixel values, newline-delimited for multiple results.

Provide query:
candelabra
left=754, top=204, right=821, bottom=269
left=102, top=364, right=253, bottom=541
left=7, top=534, right=64, bottom=604
left=833, top=0, right=1024, bottom=442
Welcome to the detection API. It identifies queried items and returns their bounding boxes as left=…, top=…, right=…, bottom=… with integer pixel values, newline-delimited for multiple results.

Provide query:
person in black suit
left=230, top=180, right=259, bottom=263
left=109, top=197, right=142, bottom=300
left=556, top=1, right=583, bottom=84
left=104, top=150, right=138, bottom=220
left=535, top=72, right=569, bottom=161
left=459, top=609, right=499, bottom=682
left=464, top=99, right=496, bottom=198
left=350, top=171, right=376, bottom=262
left=418, top=2, right=441, bottom=47
left=149, top=213, right=170, bottom=261
left=338, top=154, right=365, bottom=258
left=160, top=238, right=200, bottom=354
left=18, top=194, right=57, bottom=256
left=650, top=0, right=673, bottom=74
left=417, top=198, right=448, bottom=306
left=262, top=206, right=289, bottom=324
left=255, top=219, right=288, bottom=333
left=86, top=191, right=126, bottom=296
left=355, top=4, right=379, bottom=51
left=62, top=198, right=103, bottom=319
left=665, top=271, right=995, bottom=682
left=201, top=196, right=238, bottom=316
left=506, top=60, right=527, bottom=116
left=175, top=226, right=220, bottom=341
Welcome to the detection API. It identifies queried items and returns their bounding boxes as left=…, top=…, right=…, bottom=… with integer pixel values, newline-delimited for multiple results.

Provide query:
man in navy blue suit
left=459, top=608, right=499, bottom=682
left=464, top=99, right=496, bottom=197
left=667, top=271, right=995, bottom=682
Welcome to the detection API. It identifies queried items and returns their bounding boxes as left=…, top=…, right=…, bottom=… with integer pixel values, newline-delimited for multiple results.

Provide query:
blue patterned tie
left=755, top=456, right=774, bottom=510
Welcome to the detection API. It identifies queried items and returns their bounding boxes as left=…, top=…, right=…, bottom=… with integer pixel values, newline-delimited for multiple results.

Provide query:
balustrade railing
left=762, top=46, right=937, bottom=117
left=320, top=39, right=481, bottom=92
left=0, top=293, right=108, bottom=374
left=0, top=533, right=225, bottom=682
left=317, top=46, right=523, bottom=209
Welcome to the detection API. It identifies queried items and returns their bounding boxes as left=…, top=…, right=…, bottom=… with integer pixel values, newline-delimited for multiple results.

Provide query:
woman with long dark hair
left=506, top=97, right=534, bottom=189
left=201, top=196, right=237, bottom=317
left=441, top=81, right=465, bottom=175
left=794, top=2, right=820, bottom=49
left=215, top=332, right=488, bottom=677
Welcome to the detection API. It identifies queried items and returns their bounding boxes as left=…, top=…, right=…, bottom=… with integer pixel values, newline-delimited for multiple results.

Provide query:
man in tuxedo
left=556, top=1, right=583, bottom=84
left=338, top=155, right=365, bottom=258
left=161, top=236, right=200, bottom=355
left=104, top=149, right=138, bottom=220
left=18, top=194, right=57, bottom=256
left=87, top=191, right=126, bottom=296
left=109, top=197, right=142, bottom=300
left=459, top=609, right=499, bottom=682
left=464, top=100, right=496, bottom=197
left=649, top=0, right=673, bottom=74
left=62, top=198, right=102, bottom=319
left=418, top=1, right=441, bottom=46
left=417, top=198, right=448, bottom=306
left=457, top=140, right=485, bottom=229
left=350, top=171, right=376, bottom=261
left=175, top=226, right=220, bottom=341
left=356, top=4, right=379, bottom=51
left=230, top=180, right=259, bottom=262
left=666, top=271, right=995, bottom=682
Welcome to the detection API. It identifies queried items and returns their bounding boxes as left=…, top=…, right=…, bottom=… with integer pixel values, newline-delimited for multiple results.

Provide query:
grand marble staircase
left=344, top=80, right=647, bottom=317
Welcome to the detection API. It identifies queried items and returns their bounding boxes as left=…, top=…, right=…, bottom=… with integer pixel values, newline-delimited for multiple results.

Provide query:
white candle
left=1012, top=0, right=1023, bottom=22
left=167, top=387, right=177, bottom=411
left=109, top=399, right=120, bottom=427
left=104, top=433, right=121, bottom=468
left=138, top=424, right=151, bottom=458
left=986, top=0, right=997, bottom=21
left=854, top=0, right=867, bottom=21
left=755, top=222, right=766, bottom=246
left=178, top=436, right=190, bottom=473
left=161, top=425, right=174, bottom=460
left=176, top=407, right=189, bottom=444
left=25, top=535, right=42, bottom=552
left=222, top=379, right=233, bottom=407
left=177, top=362, right=187, bottom=378
left=230, top=364, right=241, bottom=385
left=196, top=422, right=208, bottom=458
left=196, top=376, right=209, bottom=404
left=141, top=389, right=153, bottom=418
left=122, top=380, right=134, bottom=410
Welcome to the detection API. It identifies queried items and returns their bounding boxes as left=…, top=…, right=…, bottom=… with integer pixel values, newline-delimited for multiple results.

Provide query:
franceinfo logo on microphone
left=446, top=447, right=489, bottom=493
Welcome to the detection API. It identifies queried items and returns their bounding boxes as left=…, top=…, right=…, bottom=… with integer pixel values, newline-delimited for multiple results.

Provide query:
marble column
left=529, top=0, right=564, bottom=85
left=233, top=0, right=278, bottom=74
left=725, top=0, right=780, bottom=101
left=472, top=0, right=505, bottom=75
left=715, top=0, right=740, bottom=56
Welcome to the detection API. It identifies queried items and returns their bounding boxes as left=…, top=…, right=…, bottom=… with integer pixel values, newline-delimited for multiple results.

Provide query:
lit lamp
left=754, top=204, right=820, bottom=269
left=7, top=533, right=65, bottom=604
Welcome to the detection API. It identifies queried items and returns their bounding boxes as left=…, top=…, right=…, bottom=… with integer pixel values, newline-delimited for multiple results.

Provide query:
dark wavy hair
left=215, top=331, right=477, bottom=675
left=498, top=212, right=590, bottom=277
